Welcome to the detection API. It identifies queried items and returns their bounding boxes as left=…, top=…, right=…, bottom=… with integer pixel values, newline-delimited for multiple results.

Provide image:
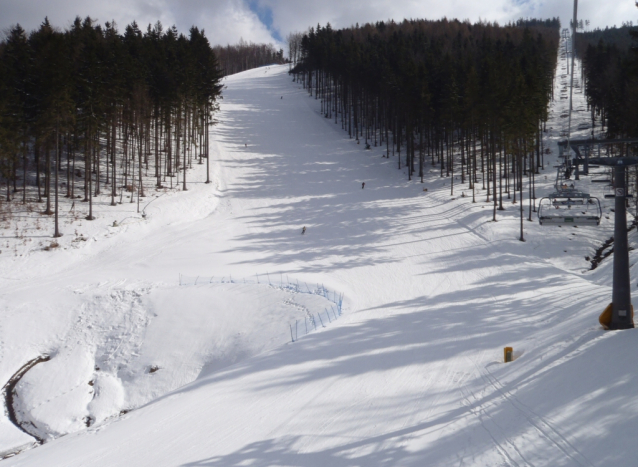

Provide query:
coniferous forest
left=1, top=15, right=565, bottom=240
left=292, top=19, right=560, bottom=234
left=576, top=25, right=638, bottom=138
left=213, top=40, right=286, bottom=76
left=0, top=17, right=223, bottom=236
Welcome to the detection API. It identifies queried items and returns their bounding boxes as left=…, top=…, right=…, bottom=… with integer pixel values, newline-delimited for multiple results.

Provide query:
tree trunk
left=54, top=119, right=61, bottom=237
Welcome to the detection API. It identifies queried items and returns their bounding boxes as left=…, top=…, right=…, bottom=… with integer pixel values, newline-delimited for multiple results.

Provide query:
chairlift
left=538, top=188, right=601, bottom=226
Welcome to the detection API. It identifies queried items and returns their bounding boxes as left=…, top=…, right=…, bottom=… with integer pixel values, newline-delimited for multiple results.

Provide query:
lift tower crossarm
left=559, top=138, right=638, bottom=148
left=583, top=157, right=638, bottom=167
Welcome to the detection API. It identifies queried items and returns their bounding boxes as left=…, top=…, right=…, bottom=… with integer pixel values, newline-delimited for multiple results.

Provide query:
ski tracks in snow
left=0, top=317, right=5, bottom=370
left=460, top=370, right=532, bottom=467
left=0, top=307, right=21, bottom=375
left=98, top=289, right=151, bottom=374
left=28, top=385, right=80, bottom=413
left=282, top=296, right=312, bottom=321
left=481, top=366, right=593, bottom=467
left=65, top=287, right=152, bottom=375
left=463, top=353, right=594, bottom=467
left=23, top=288, right=153, bottom=420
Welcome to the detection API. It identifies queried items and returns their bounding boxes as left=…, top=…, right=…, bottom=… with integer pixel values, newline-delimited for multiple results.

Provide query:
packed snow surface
left=2, top=47, right=638, bottom=466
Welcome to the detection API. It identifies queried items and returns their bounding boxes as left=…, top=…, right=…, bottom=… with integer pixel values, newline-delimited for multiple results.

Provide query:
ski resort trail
left=4, top=57, right=638, bottom=466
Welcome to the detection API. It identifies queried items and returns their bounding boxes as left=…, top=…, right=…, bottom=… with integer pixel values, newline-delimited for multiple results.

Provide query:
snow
left=1, top=43, right=637, bottom=466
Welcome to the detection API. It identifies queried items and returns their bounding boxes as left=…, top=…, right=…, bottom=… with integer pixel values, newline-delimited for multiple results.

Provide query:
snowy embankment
left=1, top=280, right=338, bottom=456
left=2, top=42, right=638, bottom=466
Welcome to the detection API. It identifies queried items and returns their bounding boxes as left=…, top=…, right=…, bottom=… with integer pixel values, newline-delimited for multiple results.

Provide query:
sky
left=0, top=0, right=636, bottom=49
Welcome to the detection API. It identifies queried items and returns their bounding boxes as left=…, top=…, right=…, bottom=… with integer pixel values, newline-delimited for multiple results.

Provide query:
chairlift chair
left=539, top=143, right=602, bottom=226
left=538, top=189, right=602, bottom=226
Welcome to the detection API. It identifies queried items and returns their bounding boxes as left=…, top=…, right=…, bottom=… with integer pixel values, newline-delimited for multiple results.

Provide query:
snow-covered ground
left=1, top=40, right=637, bottom=466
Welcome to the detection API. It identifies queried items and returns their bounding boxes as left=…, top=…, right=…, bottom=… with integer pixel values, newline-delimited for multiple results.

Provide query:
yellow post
left=504, top=347, right=513, bottom=363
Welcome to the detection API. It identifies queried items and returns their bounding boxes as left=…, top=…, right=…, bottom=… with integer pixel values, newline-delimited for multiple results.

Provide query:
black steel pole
left=611, top=164, right=634, bottom=329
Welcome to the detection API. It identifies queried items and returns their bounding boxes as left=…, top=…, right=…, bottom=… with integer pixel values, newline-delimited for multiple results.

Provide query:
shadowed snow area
left=2, top=51, right=638, bottom=466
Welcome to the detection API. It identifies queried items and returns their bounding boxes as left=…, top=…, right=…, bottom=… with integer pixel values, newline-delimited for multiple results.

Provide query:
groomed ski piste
left=1, top=39, right=637, bottom=466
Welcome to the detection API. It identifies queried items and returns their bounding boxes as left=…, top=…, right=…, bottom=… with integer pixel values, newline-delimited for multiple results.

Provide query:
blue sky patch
left=246, top=0, right=282, bottom=42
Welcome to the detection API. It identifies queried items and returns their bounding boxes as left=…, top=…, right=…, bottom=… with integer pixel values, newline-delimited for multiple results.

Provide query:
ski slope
left=2, top=46, right=638, bottom=466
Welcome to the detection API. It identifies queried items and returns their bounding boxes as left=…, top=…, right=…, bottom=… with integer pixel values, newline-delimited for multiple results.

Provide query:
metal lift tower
left=560, top=0, right=635, bottom=329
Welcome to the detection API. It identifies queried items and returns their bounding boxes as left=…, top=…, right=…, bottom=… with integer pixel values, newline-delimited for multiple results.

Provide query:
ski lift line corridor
left=539, top=2, right=604, bottom=229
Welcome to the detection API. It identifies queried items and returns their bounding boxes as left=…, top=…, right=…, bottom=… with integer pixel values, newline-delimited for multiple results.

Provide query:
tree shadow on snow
left=168, top=70, right=637, bottom=467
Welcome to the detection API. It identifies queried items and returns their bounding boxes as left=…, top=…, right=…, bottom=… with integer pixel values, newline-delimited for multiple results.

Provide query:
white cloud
left=0, top=0, right=275, bottom=46
left=171, top=0, right=276, bottom=45
left=263, top=0, right=523, bottom=34
left=258, top=0, right=638, bottom=41
left=1, top=0, right=636, bottom=46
